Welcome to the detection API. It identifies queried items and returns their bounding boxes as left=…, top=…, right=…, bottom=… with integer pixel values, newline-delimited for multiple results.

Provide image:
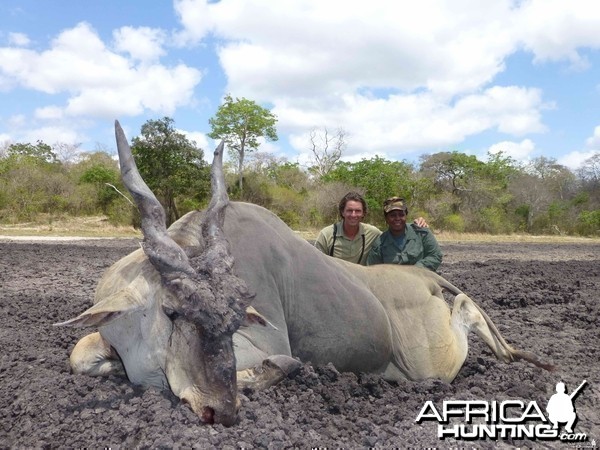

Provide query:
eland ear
left=243, top=306, right=278, bottom=330
left=54, top=288, right=143, bottom=328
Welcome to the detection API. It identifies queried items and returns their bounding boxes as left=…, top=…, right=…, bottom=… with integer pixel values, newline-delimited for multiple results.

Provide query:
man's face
left=342, top=200, right=365, bottom=227
left=385, top=209, right=407, bottom=234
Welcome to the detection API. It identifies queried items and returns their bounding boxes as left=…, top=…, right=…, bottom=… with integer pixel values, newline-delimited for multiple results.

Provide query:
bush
left=268, top=185, right=304, bottom=228
left=475, top=207, right=513, bottom=234
left=440, top=214, right=465, bottom=232
left=576, top=210, right=600, bottom=236
left=309, top=182, right=365, bottom=227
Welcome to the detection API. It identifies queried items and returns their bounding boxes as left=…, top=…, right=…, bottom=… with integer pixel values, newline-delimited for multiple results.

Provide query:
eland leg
left=70, top=332, right=125, bottom=376
left=454, top=294, right=553, bottom=371
left=237, top=355, right=302, bottom=390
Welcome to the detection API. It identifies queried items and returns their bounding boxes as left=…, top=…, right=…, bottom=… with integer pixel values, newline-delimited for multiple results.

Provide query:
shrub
left=441, top=213, right=465, bottom=232
left=576, top=210, right=600, bottom=236
left=476, top=207, right=513, bottom=234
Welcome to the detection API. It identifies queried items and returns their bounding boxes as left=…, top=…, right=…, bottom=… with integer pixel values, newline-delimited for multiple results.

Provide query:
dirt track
left=1, top=238, right=599, bottom=448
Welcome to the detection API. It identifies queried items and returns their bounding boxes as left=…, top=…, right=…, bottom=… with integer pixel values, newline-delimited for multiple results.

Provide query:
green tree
left=325, top=156, right=414, bottom=227
left=526, top=156, right=576, bottom=201
left=0, top=141, right=71, bottom=220
left=419, top=151, right=520, bottom=232
left=74, top=152, right=125, bottom=219
left=208, top=94, right=278, bottom=192
left=131, top=117, right=210, bottom=226
left=420, top=152, right=484, bottom=197
left=577, top=153, right=600, bottom=212
left=6, top=141, right=58, bottom=165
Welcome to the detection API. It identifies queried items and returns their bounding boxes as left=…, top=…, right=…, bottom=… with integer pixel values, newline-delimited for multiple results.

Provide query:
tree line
left=1, top=104, right=599, bottom=236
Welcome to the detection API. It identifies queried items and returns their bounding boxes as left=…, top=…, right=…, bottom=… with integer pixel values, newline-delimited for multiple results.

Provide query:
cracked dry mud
left=1, top=239, right=599, bottom=448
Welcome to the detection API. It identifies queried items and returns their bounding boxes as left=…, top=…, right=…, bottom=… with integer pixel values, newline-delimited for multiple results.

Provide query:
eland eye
left=163, top=306, right=179, bottom=321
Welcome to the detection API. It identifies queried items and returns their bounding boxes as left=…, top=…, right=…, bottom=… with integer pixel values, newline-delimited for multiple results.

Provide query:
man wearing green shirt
left=314, top=192, right=381, bottom=265
left=366, top=197, right=442, bottom=271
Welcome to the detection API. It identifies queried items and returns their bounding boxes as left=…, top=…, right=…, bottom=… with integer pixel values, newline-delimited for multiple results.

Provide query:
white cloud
left=113, top=26, right=166, bottom=63
left=34, top=106, right=64, bottom=120
left=20, top=125, right=82, bottom=145
left=179, top=129, right=209, bottom=150
left=584, top=125, right=600, bottom=149
left=0, top=22, right=202, bottom=119
left=3, top=0, right=600, bottom=162
left=64, top=63, right=201, bottom=118
left=171, top=0, right=596, bottom=163
left=172, top=0, right=215, bottom=45
left=0, top=21, right=202, bottom=149
left=210, top=0, right=517, bottom=100
left=7, top=114, right=26, bottom=128
left=557, top=125, right=600, bottom=169
left=8, top=32, right=30, bottom=47
left=487, top=139, right=536, bottom=162
left=558, top=150, right=598, bottom=170
left=172, top=0, right=600, bottom=162
left=282, top=86, right=546, bottom=158
left=515, top=0, right=600, bottom=68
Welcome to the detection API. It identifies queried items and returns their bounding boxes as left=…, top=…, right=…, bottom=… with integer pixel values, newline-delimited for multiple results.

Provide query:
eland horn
left=199, top=141, right=235, bottom=275
left=115, top=120, right=193, bottom=278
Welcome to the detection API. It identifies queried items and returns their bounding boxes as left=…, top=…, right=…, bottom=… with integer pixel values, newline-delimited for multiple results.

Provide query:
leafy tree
left=0, top=141, right=72, bottom=220
left=325, top=156, right=414, bottom=226
left=131, top=117, right=210, bottom=226
left=6, top=141, right=58, bottom=165
left=246, top=153, right=310, bottom=192
left=577, top=152, right=600, bottom=204
left=268, top=161, right=310, bottom=192
left=578, top=153, right=600, bottom=185
left=208, top=94, right=278, bottom=192
left=419, top=151, right=522, bottom=232
left=74, top=152, right=122, bottom=214
left=419, top=151, right=484, bottom=196
left=482, top=151, right=518, bottom=185
left=525, top=156, right=576, bottom=201
left=577, top=209, right=600, bottom=235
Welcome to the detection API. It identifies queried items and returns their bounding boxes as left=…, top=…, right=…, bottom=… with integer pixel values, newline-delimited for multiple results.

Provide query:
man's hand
left=414, top=217, right=428, bottom=228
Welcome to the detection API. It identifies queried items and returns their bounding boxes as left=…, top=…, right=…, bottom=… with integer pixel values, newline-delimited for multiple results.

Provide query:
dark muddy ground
left=1, top=238, right=599, bottom=449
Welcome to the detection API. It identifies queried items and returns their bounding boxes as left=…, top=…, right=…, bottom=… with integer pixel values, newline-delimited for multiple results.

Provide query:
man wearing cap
left=315, top=192, right=430, bottom=265
left=366, top=197, right=442, bottom=271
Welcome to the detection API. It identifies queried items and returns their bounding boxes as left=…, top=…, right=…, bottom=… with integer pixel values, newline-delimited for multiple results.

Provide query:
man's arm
left=415, top=231, right=443, bottom=271
left=366, top=238, right=384, bottom=265
left=314, top=231, right=329, bottom=255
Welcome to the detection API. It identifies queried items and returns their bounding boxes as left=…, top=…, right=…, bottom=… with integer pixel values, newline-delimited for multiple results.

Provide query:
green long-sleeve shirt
left=366, top=224, right=442, bottom=271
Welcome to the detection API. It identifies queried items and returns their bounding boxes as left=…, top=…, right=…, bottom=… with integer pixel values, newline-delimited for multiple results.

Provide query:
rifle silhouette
left=569, top=380, right=587, bottom=400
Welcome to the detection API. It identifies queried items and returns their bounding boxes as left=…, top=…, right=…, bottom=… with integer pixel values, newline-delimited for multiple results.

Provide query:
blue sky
left=1, top=0, right=599, bottom=170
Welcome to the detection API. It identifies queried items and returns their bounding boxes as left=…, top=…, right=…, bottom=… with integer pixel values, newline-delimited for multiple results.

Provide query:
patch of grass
left=293, top=227, right=600, bottom=244
left=2, top=215, right=598, bottom=244
left=435, top=230, right=600, bottom=243
left=0, top=215, right=140, bottom=238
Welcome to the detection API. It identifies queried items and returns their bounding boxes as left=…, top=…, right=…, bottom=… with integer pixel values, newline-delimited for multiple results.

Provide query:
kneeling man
left=366, top=197, right=442, bottom=271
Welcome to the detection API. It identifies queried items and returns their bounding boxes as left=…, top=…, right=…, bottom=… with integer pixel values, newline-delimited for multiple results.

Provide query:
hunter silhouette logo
left=546, top=380, right=587, bottom=434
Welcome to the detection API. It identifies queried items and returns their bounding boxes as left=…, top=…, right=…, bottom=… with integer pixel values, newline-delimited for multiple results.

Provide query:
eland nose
left=181, top=389, right=240, bottom=426
left=198, top=397, right=240, bottom=427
